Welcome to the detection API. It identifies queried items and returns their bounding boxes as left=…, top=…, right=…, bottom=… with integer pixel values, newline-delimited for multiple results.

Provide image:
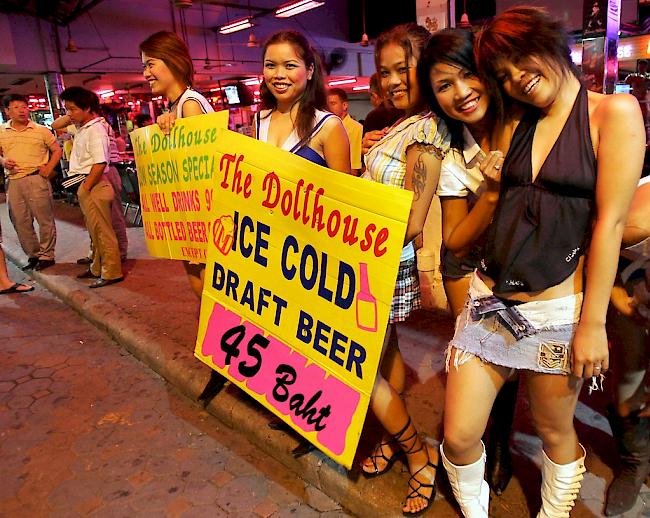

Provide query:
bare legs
left=361, top=325, right=405, bottom=474
left=525, top=372, right=582, bottom=464
left=443, top=348, right=584, bottom=516
left=444, top=353, right=582, bottom=465
left=0, top=245, right=32, bottom=293
left=443, top=349, right=510, bottom=464
left=364, top=324, right=438, bottom=515
left=444, top=275, right=519, bottom=494
left=183, top=261, right=205, bottom=300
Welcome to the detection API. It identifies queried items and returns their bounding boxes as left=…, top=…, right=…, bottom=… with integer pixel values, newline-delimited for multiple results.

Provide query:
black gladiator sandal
left=361, top=435, right=405, bottom=478
left=197, top=369, right=227, bottom=407
left=394, top=417, right=438, bottom=517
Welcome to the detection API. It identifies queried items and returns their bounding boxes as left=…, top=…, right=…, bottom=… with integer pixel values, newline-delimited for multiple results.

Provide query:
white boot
left=441, top=441, right=490, bottom=518
left=537, top=445, right=586, bottom=518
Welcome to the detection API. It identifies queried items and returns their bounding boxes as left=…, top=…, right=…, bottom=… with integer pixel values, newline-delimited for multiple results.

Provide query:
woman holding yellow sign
left=251, top=29, right=352, bottom=457
left=361, top=23, right=450, bottom=517
left=254, top=30, right=351, bottom=175
left=140, top=31, right=215, bottom=300
left=139, top=31, right=228, bottom=405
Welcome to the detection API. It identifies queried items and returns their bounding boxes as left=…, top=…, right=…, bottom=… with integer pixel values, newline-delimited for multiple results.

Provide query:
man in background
left=60, top=87, right=123, bottom=288
left=53, top=110, right=128, bottom=262
left=0, top=94, right=62, bottom=271
left=327, top=88, right=363, bottom=176
left=362, top=73, right=403, bottom=135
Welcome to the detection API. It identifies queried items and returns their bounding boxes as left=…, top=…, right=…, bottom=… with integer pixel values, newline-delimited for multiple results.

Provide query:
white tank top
left=175, top=88, right=214, bottom=118
left=255, top=109, right=334, bottom=152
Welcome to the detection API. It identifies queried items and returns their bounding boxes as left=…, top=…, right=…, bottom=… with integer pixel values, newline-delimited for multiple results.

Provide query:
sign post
left=582, top=0, right=621, bottom=93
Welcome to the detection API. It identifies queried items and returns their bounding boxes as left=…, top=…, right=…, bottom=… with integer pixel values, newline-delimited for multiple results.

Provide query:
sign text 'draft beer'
left=196, top=130, right=411, bottom=468
left=130, top=110, right=229, bottom=262
left=132, top=113, right=411, bottom=468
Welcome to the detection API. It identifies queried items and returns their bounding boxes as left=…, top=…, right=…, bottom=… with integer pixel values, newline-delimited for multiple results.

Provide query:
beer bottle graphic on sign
left=213, top=215, right=234, bottom=255
left=355, top=262, right=378, bottom=332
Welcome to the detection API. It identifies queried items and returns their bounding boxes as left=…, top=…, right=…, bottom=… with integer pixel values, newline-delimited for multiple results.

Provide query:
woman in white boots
left=440, top=7, right=644, bottom=517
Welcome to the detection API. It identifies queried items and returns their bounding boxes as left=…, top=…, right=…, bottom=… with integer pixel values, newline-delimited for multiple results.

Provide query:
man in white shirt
left=53, top=113, right=128, bottom=262
left=60, top=87, right=123, bottom=287
left=327, top=88, right=363, bottom=175
left=0, top=94, right=62, bottom=270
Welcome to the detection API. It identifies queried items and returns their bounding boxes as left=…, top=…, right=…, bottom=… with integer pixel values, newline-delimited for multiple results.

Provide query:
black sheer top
left=479, top=86, right=597, bottom=293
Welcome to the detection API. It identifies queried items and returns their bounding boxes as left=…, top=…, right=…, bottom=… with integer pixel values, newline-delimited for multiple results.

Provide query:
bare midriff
left=478, top=256, right=584, bottom=303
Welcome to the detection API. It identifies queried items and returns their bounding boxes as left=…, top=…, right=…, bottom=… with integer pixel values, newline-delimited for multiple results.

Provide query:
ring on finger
left=494, top=164, right=501, bottom=170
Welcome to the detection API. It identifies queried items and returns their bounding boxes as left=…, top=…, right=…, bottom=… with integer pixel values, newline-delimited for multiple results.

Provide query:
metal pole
left=604, top=0, right=621, bottom=94
left=581, top=0, right=620, bottom=94
left=43, top=72, right=65, bottom=120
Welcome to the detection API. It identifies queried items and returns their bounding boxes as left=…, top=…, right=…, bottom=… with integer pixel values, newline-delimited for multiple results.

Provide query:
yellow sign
left=130, top=110, right=229, bottom=262
left=194, top=129, right=412, bottom=468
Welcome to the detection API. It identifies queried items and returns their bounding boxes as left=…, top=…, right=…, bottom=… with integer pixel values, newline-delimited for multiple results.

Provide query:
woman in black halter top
left=439, top=8, right=645, bottom=518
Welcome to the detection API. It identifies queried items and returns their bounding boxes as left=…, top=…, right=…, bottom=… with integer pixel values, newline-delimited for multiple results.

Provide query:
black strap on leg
left=197, top=369, right=227, bottom=407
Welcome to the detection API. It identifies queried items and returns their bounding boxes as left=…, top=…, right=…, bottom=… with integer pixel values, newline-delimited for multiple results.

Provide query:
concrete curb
left=6, top=250, right=421, bottom=518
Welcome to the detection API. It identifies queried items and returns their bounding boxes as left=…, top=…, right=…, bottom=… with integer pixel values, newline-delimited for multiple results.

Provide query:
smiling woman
left=437, top=8, right=645, bottom=518
left=250, top=28, right=352, bottom=461
left=360, top=23, right=451, bottom=518
left=139, top=31, right=213, bottom=123
left=416, top=28, right=518, bottom=498
left=138, top=31, right=214, bottom=300
left=254, top=30, right=351, bottom=175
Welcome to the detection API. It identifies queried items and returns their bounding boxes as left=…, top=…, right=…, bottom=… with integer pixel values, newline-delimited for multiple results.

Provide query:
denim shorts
left=448, top=273, right=582, bottom=375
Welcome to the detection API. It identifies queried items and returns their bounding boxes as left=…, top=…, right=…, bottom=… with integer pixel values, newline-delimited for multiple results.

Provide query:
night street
left=0, top=260, right=351, bottom=518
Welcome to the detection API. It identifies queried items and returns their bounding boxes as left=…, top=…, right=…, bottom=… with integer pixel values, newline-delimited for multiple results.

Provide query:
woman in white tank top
left=140, top=31, right=227, bottom=407
left=139, top=31, right=214, bottom=299
left=254, top=30, right=351, bottom=174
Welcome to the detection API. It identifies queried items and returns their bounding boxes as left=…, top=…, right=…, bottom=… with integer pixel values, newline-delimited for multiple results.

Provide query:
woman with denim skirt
left=439, top=7, right=644, bottom=517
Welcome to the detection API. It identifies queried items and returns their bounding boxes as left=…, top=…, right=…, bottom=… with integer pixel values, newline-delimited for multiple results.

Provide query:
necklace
left=168, top=95, right=181, bottom=112
left=168, top=87, right=190, bottom=112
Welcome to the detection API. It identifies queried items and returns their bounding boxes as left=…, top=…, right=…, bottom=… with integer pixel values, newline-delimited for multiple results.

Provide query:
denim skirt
left=448, top=272, right=582, bottom=375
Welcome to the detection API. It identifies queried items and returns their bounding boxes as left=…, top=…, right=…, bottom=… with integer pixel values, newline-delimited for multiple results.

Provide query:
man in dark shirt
left=362, top=73, right=403, bottom=134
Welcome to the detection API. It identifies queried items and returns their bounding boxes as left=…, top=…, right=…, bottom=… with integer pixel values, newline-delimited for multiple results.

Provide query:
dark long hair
left=259, top=30, right=327, bottom=145
left=417, top=28, right=500, bottom=149
left=374, top=23, right=431, bottom=111
left=475, top=7, right=578, bottom=85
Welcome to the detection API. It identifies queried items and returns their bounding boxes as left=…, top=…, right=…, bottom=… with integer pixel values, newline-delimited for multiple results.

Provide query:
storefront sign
left=130, top=110, right=229, bottom=261
left=193, top=129, right=411, bottom=468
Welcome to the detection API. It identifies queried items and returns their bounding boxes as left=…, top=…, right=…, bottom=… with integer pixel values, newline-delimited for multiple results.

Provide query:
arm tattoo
left=412, top=153, right=427, bottom=201
left=410, top=143, right=438, bottom=201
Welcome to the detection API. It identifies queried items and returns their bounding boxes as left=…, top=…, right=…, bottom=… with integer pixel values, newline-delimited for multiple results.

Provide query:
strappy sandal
left=394, top=418, right=437, bottom=517
left=0, top=283, right=34, bottom=294
left=361, top=436, right=404, bottom=478
left=402, top=455, right=438, bottom=516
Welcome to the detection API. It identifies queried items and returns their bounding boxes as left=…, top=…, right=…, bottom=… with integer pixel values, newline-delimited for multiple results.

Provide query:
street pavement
left=1, top=196, right=649, bottom=517
left=0, top=259, right=352, bottom=518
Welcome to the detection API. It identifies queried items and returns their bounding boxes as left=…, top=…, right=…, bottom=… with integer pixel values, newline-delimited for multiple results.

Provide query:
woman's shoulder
left=318, top=110, right=343, bottom=127
left=314, top=108, right=340, bottom=123
left=590, top=90, right=640, bottom=119
left=311, top=109, right=344, bottom=137
left=180, top=89, right=213, bottom=114
left=404, top=111, right=451, bottom=154
left=588, top=91, right=643, bottom=144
